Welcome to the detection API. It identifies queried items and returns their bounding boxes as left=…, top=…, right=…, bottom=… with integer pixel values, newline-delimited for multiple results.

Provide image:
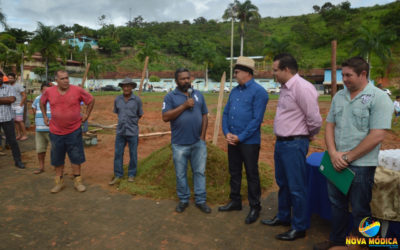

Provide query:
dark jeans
left=327, top=166, right=376, bottom=244
left=228, top=143, right=261, bottom=208
left=0, top=120, right=22, bottom=164
left=113, top=134, right=138, bottom=178
left=274, top=138, right=309, bottom=231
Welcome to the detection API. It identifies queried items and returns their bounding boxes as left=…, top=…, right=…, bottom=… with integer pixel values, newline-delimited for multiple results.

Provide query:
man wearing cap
left=261, top=53, right=322, bottom=241
left=0, top=72, right=25, bottom=168
left=109, top=78, right=143, bottom=185
left=40, top=70, right=95, bottom=193
left=162, top=68, right=211, bottom=214
left=219, top=56, right=269, bottom=224
left=8, top=73, right=28, bottom=141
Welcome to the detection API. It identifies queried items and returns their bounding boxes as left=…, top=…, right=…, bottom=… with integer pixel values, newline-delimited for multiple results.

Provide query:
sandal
left=33, top=169, right=44, bottom=174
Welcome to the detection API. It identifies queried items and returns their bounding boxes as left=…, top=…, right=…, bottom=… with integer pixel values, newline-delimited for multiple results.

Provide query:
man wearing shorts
left=32, top=83, right=51, bottom=174
left=40, top=70, right=95, bottom=193
left=8, top=73, right=28, bottom=141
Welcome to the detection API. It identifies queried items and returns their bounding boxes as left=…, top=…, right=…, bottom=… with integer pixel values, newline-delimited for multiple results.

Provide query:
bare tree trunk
left=205, top=64, right=208, bottom=91
left=45, top=57, right=49, bottom=82
left=240, top=34, right=244, bottom=56
left=331, top=40, right=337, bottom=97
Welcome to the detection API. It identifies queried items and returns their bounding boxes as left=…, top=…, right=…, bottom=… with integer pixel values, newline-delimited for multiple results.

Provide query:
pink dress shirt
left=274, top=74, right=322, bottom=137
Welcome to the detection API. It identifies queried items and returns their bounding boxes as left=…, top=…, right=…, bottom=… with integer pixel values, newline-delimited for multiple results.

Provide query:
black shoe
left=196, top=203, right=211, bottom=214
left=275, top=229, right=306, bottom=241
left=175, top=202, right=189, bottom=213
left=313, top=240, right=346, bottom=250
left=261, top=216, right=290, bottom=226
left=15, top=161, right=25, bottom=169
left=218, top=201, right=242, bottom=212
left=245, top=207, right=260, bottom=224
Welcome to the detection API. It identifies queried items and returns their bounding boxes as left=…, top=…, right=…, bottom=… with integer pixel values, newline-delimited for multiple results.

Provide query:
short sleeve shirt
left=326, top=84, right=393, bottom=166
left=162, top=88, right=208, bottom=145
left=11, top=83, right=25, bottom=107
left=32, top=94, right=51, bottom=132
left=0, top=84, right=16, bottom=122
left=114, top=94, right=143, bottom=136
left=41, top=85, right=93, bottom=135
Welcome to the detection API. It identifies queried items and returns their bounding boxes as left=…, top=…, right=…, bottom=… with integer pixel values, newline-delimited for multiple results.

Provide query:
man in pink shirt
left=261, top=54, right=322, bottom=241
left=40, top=70, right=95, bottom=193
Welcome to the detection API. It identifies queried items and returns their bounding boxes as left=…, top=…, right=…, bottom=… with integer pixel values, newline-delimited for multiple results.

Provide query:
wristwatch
left=342, top=154, right=350, bottom=163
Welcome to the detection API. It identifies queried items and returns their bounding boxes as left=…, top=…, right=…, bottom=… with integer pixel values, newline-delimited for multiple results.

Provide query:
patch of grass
left=117, top=143, right=274, bottom=204
left=261, top=124, right=274, bottom=135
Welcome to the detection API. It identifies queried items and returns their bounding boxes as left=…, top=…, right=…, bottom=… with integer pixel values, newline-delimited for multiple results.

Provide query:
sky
left=1, top=0, right=395, bottom=32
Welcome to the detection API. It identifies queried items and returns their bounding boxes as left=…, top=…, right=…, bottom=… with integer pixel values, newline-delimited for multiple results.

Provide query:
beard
left=177, top=83, right=191, bottom=92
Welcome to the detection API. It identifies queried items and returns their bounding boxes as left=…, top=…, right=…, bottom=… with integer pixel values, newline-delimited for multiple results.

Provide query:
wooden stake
left=138, top=56, right=149, bottom=96
left=212, top=72, right=226, bottom=145
left=331, top=40, right=337, bottom=97
left=81, top=63, right=91, bottom=88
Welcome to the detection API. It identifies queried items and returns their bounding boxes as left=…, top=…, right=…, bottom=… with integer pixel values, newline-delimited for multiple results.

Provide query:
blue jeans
left=171, top=140, right=207, bottom=204
left=274, top=138, right=309, bottom=231
left=113, top=134, right=138, bottom=178
left=49, top=128, right=85, bottom=166
left=327, top=166, right=376, bottom=244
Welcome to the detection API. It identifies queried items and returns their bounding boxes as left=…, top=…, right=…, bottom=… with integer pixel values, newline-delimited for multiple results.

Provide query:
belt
left=276, top=135, right=309, bottom=141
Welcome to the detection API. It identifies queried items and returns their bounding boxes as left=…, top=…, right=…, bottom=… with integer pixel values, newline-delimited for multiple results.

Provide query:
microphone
left=187, top=88, right=193, bottom=111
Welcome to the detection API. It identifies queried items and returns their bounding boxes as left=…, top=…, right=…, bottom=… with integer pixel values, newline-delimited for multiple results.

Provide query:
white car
left=267, top=87, right=280, bottom=94
left=212, top=86, right=230, bottom=93
left=152, top=86, right=168, bottom=92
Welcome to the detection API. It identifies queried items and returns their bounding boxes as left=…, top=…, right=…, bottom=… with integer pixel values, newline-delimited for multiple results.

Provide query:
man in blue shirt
left=162, top=68, right=211, bottom=214
left=32, top=83, right=52, bottom=174
left=219, top=56, right=269, bottom=224
left=109, top=78, right=143, bottom=185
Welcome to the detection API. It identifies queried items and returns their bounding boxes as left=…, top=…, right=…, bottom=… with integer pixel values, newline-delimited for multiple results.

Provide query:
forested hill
left=2, top=1, right=399, bottom=82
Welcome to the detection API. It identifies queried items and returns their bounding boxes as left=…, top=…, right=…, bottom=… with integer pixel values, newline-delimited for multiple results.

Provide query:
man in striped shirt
left=0, top=72, right=24, bottom=168
left=32, top=83, right=51, bottom=174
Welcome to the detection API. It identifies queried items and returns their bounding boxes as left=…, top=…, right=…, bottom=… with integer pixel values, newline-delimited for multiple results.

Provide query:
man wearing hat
left=219, top=56, right=269, bottom=224
left=262, top=54, right=322, bottom=241
left=0, top=72, right=25, bottom=168
left=109, top=77, right=143, bottom=185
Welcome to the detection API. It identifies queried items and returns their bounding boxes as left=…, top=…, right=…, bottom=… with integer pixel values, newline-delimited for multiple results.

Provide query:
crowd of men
left=0, top=54, right=396, bottom=249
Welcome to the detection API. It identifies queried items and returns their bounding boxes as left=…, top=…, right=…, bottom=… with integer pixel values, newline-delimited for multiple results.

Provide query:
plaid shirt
left=0, top=83, right=16, bottom=122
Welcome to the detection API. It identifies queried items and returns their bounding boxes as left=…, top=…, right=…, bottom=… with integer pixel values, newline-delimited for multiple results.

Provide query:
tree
left=4, top=28, right=33, bottom=43
left=352, top=26, right=394, bottom=77
left=223, top=0, right=261, bottom=56
left=0, top=7, right=7, bottom=28
left=191, top=40, right=218, bottom=89
left=263, top=37, right=290, bottom=59
left=136, top=38, right=159, bottom=63
left=98, top=37, right=120, bottom=55
left=29, top=22, right=62, bottom=81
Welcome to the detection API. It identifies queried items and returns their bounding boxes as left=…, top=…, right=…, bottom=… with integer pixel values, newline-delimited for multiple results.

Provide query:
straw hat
left=118, top=77, right=137, bottom=88
left=235, top=56, right=255, bottom=71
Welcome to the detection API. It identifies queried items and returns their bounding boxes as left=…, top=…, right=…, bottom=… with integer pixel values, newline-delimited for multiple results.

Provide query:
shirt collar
left=282, top=74, right=299, bottom=90
left=173, top=87, right=191, bottom=96
left=237, top=78, right=254, bottom=89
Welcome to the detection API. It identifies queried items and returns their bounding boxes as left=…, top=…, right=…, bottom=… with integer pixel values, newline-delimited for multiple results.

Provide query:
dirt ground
left=1, top=94, right=399, bottom=249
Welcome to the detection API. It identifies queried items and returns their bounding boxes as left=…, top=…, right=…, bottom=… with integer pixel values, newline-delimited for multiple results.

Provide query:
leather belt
left=276, top=135, right=309, bottom=141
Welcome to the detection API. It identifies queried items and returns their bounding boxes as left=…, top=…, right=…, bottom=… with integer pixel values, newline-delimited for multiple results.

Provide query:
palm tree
left=223, top=0, right=260, bottom=56
left=29, top=22, right=62, bottom=81
left=0, top=8, right=7, bottom=29
left=352, top=26, right=394, bottom=78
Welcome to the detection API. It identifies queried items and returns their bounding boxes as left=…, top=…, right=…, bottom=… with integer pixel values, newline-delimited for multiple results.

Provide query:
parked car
left=101, top=85, right=120, bottom=91
left=152, top=86, right=169, bottom=92
left=267, top=87, right=280, bottom=94
left=212, top=86, right=230, bottom=93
